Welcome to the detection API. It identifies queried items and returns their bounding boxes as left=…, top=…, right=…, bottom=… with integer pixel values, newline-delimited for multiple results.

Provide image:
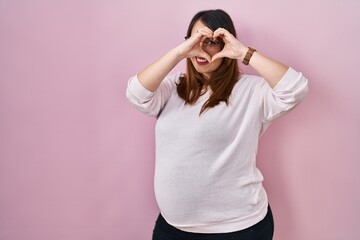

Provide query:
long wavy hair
left=176, top=9, right=240, bottom=115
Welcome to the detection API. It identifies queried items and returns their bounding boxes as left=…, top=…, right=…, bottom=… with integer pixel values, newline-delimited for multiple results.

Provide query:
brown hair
left=176, top=9, right=240, bottom=115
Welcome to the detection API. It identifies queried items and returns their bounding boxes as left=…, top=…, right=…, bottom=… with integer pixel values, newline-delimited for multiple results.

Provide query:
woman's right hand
left=176, top=27, right=213, bottom=63
left=136, top=27, right=214, bottom=92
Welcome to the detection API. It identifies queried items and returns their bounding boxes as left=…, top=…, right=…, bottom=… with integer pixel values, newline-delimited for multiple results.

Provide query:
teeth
left=196, top=57, right=207, bottom=63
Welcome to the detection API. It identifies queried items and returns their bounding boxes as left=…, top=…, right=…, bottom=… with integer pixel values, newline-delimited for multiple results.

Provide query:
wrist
left=237, top=47, right=248, bottom=61
left=242, top=47, right=257, bottom=65
left=171, top=46, right=186, bottom=62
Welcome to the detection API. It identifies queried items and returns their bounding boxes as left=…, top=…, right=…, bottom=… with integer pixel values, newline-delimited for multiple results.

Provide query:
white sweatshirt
left=126, top=68, right=308, bottom=233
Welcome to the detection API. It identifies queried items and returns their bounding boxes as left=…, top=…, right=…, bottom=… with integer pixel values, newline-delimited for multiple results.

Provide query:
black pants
left=152, top=206, right=274, bottom=240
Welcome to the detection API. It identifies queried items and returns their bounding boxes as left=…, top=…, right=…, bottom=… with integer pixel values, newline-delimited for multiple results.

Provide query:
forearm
left=246, top=50, right=289, bottom=88
left=137, top=48, right=184, bottom=92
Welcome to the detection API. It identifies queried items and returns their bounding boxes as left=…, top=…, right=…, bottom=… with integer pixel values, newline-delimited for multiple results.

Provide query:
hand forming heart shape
left=209, top=28, right=248, bottom=62
left=179, top=26, right=248, bottom=63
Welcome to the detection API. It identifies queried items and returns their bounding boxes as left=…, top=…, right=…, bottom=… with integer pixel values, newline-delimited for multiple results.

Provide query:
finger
left=213, top=28, right=234, bottom=41
left=196, top=31, right=213, bottom=40
left=195, top=27, right=213, bottom=38
left=213, top=29, right=224, bottom=39
left=213, top=27, right=228, bottom=37
left=198, top=49, right=212, bottom=63
left=211, top=51, right=227, bottom=62
left=201, top=26, right=214, bottom=36
left=197, top=26, right=213, bottom=35
left=186, top=33, right=204, bottom=45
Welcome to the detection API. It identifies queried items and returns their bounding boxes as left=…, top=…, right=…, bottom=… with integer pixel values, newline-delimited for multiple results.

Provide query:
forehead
left=191, top=20, right=207, bottom=35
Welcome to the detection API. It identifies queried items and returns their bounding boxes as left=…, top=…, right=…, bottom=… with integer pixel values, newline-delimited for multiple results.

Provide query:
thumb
left=211, top=52, right=226, bottom=62
left=198, top=51, right=212, bottom=63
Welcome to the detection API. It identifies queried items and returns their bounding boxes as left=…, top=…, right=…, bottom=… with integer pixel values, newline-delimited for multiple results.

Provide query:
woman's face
left=190, top=20, right=224, bottom=78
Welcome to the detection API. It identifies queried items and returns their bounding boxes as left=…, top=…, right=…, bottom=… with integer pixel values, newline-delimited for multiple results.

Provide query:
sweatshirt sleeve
left=261, top=67, right=309, bottom=123
left=125, top=73, right=179, bottom=117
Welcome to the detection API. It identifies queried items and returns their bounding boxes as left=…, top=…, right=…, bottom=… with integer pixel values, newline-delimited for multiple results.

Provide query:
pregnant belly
left=153, top=166, right=262, bottom=227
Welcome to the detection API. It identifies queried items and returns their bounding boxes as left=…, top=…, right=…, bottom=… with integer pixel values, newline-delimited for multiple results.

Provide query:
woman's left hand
left=211, top=28, right=248, bottom=62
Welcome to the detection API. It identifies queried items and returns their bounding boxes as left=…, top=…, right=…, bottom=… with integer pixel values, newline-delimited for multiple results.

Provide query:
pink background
left=1, top=0, right=359, bottom=239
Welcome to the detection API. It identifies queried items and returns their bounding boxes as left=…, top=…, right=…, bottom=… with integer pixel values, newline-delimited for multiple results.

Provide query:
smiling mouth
left=195, top=57, right=209, bottom=65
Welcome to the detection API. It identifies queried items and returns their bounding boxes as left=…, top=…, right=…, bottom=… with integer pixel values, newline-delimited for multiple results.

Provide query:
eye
left=204, top=39, right=218, bottom=46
